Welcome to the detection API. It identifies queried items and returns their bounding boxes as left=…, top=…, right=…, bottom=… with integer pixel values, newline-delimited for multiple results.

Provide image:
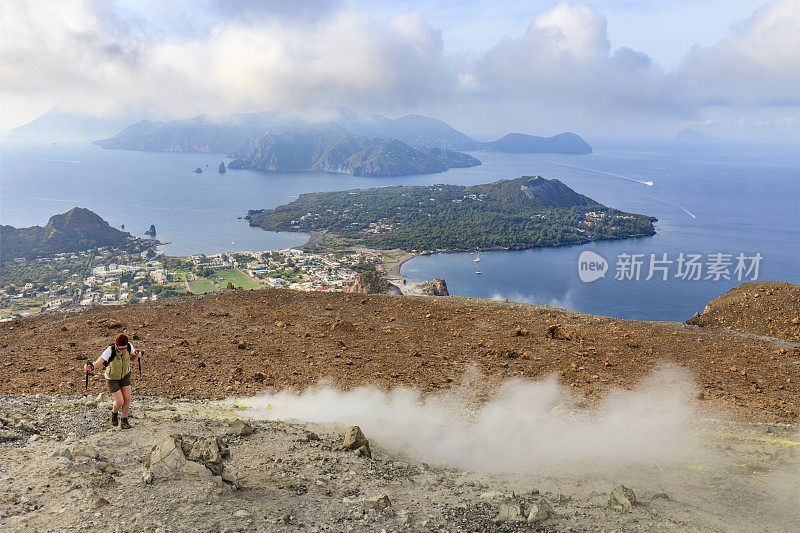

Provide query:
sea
left=1, top=135, right=798, bottom=322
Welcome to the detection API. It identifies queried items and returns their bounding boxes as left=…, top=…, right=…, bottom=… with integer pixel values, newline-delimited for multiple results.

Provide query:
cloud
left=0, top=0, right=453, bottom=120
left=469, top=2, right=689, bottom=118
left=680, top=0, right=800, bottom=107
left=1, top=0, right=798, bottom=138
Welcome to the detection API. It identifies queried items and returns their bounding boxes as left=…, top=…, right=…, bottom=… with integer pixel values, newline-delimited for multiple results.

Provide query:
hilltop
left=687, top=281, right=800, bottom=342
left=1, top=283, right=797, bottom=423
left=0, top=208, right=151, bottom=263
left=247, top=176, right=656, bottom=251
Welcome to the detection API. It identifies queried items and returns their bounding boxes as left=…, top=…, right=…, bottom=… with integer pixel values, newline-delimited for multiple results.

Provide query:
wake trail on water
left=643, top=194, right=697, bottom=219
left=28, top=159, right=80, bottom=164
left=0, top=194, right=73, bottom=202
left=546, top=161, right=653, bottom=186
left=546, top=161, right=697, bottom=220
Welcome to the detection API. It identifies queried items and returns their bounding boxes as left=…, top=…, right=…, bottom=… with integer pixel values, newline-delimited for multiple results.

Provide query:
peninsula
left=246, top=176, right=656, bottom=251
left=0, top=207, right=157, bottom=263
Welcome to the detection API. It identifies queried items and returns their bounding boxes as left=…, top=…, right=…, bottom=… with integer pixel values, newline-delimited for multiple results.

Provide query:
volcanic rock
left=228, top=419, right=254, bottom=437
left=342, top=426, right=371, bottom=457
left=418, top=279, right=449, bottom=296
left=363, top=494, right=391, bottom=512
left=146, top=434, right=230, bottom=480
left=608, top=485, right=638, bottom=509
left=331, top=319, right=356, bottom=333
left=528, top=500, right=554, bottom=524
left=496, top=501, right=525, bottom=521
left=546, top=324, right=571, bottom=340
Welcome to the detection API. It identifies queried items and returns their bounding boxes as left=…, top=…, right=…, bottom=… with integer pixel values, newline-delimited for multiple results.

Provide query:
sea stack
left=218, top=162, right=226, bottom=174
left=145, top=224, right=157, bottom=237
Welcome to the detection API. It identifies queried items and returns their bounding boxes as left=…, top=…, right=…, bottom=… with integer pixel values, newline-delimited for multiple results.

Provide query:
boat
left=473, top=257, right=481, bottom=262
left=475, top=271, right=481, bottom=275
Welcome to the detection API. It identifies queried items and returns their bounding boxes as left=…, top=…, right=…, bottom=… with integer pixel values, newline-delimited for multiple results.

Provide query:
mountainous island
left=482, top=132, right=592, bottom=154
left=246, top=176, right=656, bottom=251
left=91, top=112, right=593, bottom=177
left=0, top=208, right=155, bottom=263
left=11, top=108, right=142, bottom=137
left=227, top=126, right=480, bottom=177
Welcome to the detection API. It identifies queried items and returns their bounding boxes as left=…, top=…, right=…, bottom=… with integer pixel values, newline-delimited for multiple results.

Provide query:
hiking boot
left=108, top=412, right=119, bottom=427
left=120, top=418, right=132, bottom=430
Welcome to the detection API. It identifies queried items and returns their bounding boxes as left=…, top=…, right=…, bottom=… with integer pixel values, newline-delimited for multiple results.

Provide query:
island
left=246, top=176, right=656, bottom=251
left=94, top=111, right=592, bottom=163
left=229, top=126, right=481, bottom=177
left=482, top=132, right=592, bottom=154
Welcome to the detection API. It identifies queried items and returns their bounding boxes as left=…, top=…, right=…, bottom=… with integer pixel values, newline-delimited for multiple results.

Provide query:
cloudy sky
left=1, top=0, right=798, bottom=140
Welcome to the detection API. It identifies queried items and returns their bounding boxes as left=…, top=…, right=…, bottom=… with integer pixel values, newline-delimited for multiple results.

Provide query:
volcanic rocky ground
left=1, top=282, right=799, bottom=532
left=1, top=283, right=798, bottom=423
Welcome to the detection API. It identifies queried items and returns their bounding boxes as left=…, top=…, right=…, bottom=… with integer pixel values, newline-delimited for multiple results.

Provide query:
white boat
left=473, top=257, right=481, bottom=262
left=475, top=271, right=481, bottom=275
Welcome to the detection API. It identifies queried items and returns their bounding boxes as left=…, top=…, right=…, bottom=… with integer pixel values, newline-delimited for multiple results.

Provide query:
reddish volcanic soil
left=1, top=284, right=798, bottom=423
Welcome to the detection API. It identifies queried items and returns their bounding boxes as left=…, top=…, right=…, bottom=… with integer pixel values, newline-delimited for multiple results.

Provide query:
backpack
left=106, top=343, right=132, bottom=364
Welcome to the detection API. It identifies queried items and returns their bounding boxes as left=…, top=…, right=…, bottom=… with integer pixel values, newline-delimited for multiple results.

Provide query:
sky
left=1, top=0, right=798, bottom=140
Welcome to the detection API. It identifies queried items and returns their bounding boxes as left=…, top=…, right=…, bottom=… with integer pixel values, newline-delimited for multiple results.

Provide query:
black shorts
left=107, top=372, right=131, bottom=393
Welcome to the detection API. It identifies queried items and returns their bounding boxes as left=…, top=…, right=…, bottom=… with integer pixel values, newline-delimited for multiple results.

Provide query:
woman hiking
left=85, top=333, right=140, bottom=429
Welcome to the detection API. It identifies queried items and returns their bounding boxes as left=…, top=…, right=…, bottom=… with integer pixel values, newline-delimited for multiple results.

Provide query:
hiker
left=85, top=333, right=140, bottom=429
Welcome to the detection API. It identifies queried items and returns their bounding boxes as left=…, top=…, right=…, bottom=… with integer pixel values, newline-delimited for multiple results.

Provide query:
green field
left=1, top=301, right=43, bottom=319
left=215, top=269, right=262, bottom=290
left=188, top=278, right=219, bottom=293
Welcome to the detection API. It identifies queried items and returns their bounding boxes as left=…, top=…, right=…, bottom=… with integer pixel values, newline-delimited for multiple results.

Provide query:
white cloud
left=1, top=0, right=798, bottom=139
left=0, top=0, right=452, bottom=123
left=470, top=2, right=688, bottom=118
left=680, top=0, right=800, bottom=107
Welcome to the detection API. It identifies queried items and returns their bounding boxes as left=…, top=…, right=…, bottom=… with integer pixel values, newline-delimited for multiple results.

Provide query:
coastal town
left=0, top=246, right=388, bottom=320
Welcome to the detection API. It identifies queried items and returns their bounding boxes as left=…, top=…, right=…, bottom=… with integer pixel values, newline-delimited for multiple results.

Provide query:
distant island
left=91, top=112, right=593, bottom=177
left=11, top=108, right=143, bottom=137
left=246, top=176, right=655, bottom=251
left=675, top=128, right=717, bottom=143
left=482, top=132, right=592, bottom=154
left=0, top=208, right=157, bottom=263
left=227, top=126, right=481, bottom=177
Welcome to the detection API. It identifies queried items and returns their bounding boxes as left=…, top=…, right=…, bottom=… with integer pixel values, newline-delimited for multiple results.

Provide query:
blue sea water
left=1, top=136, right=798, bottom=321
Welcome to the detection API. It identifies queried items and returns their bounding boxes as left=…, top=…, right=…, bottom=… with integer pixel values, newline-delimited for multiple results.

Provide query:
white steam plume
left=234, top=366, right=697, bottom=474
